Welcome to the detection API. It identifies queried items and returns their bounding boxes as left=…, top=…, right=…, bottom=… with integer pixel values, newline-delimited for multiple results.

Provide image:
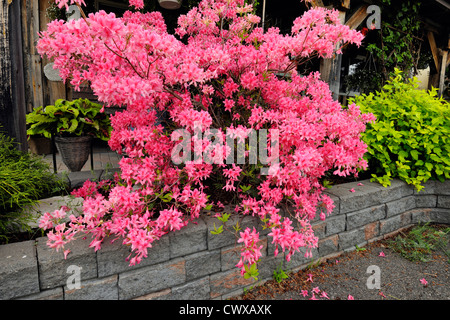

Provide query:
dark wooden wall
left=1, top=0, right=28, bottom=151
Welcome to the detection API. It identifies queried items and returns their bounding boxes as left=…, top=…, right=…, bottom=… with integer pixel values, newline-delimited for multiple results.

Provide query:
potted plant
left=26, top=98, right=112, bottom=172
left=158, top=0, right=182, bottom=10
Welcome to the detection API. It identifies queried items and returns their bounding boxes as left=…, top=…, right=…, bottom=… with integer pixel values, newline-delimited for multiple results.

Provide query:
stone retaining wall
left=1, top=179, right=449, bottom=300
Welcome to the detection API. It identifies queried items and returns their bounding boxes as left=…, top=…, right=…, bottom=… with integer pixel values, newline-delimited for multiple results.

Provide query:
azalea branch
left=104, top=43, right=145, bottom=79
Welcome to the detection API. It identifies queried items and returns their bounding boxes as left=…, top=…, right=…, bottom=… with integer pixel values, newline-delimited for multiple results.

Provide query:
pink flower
left=320, top=291, right=329, bottom=299
left=300, top=290, right=308, bottom=297
left=63, top=249, right=71, bottom=259
left=420, top=278, right=428, bottom=286
left=36, top=0, right=371, bottom=277
left=379, top=251, right=385, bottom=257
left=357, top=183, right=364, bottom=186
left=307, top=273, right=314, bottom=282
left=312, top=287, right=321, bottom=294
left=349, top=188, right=355, bottom=192
left=347, top=295, right=354, bottom=300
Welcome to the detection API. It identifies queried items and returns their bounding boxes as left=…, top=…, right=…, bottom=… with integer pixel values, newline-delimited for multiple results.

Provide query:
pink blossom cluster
left=38, top=0, right=374, bottom=273
left=236, top=227, right=263, bottom=276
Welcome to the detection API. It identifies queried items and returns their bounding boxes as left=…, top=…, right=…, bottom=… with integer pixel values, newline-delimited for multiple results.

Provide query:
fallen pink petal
left=420, top=278, right=428, bottom=286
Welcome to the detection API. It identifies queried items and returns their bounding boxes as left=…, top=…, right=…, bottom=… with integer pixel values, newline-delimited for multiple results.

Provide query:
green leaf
left=217, top=212, right=230, bottom=222
left=210, top=223, right=223, bottom=235
left=410, top=150, right=419, bottom=161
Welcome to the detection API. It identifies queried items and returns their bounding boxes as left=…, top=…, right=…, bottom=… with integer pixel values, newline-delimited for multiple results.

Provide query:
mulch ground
left=232, top=227, right=450, bottom=301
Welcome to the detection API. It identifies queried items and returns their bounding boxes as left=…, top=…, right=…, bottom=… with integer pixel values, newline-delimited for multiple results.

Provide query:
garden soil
left=233, top=227, right=450, bottom=301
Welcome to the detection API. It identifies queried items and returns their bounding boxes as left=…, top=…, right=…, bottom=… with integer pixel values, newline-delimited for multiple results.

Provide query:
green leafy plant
left=26, top=98, right=112, bottom=141
left=0, top=128, right=67, bottom=243
left=243, top=262, right=259, bottom=281
left=273, top=263, right=289, bottom=283
left=387, top=223, right=450, bottom=263
left=351, top=69, right=450, bottom=191
left=365, top=0, right=425, bottom=87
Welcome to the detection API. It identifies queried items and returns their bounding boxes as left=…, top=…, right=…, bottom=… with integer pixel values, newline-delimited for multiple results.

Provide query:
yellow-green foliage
left=351, top=69, right=450, bottom=191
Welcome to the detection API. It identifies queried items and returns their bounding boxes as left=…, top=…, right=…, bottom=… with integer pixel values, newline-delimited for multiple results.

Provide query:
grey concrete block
left=286, top=246, right=319, bottom=270
left=64, top=275, right=118, bottom=300
left=221, top=238, right=267, bottom=272
left=36, top=236, right=97, bottom=290
left=325, top=214, right=346, bottom=236
left=313, top=193, right=340, bottom=222
left=386, top=196, right=416, bottom=217
left=326, top=180, right=381, bottom=214
left=338, top=227, right=366, bottom=251
left=204, top=213, right=260, bottom=251
left=416, top=195, right=437, bottom=208
left=118, top=258, right=186, bottom=300
left=327, top=179, right=412, bottom=214
left=430, top=208, right=450, bottom=224
left=437, top=195, right=450, bottom=209
left=22, top=195, right=83, bottom=229
left=209, top=268, right=256, bottom=299
left=258, top=255, right=286, bottom=280
left=410, top=208, right=433, bottom=224
left=170, top=218, right=207, bottom=258
left=185, top=250, right=221, bottom=281
left=318, top=235, right=339, bottom=257
left=346, top=204, right=386, bottom=230
left=97, top=235, right=170, bottom=278
left=410, top=208, right=450, bottom=224
left=322, top=192, right=340, bottom=216
left=435, top=180, right=450, bottom=195
left=16, top=287, right=64, bottom=300
left=68, top=169, right=103, bottom=189
left=0, top=240, right=40, bottom=300
left=311, top=220, right=326, bottom=239
left=379, top=215, right=403, bottom=235
left=413, top=180, right=436, bottom=195
left=169, top=277, right=211, bottom=300
left=221, top=244, right=243, bottom=272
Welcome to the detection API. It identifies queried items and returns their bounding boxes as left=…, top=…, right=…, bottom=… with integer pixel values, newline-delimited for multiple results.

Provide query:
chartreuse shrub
left=351, top=69, right=450, bottom=191
left=0, top=128, right=67, bottom=243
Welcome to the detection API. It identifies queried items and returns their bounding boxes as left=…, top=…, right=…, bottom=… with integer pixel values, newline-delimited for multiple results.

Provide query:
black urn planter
left=55, top=136, right=92, bottom=172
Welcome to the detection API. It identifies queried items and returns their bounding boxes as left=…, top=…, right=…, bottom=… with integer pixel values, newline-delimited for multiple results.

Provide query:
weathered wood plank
left=428, top=31, right=440, bottom=71
left=0, top=1, right=13, bottom=136
left=345, top=4, right=369, bottom=29
left=0, top=0, right=28, bottom=150
left=438, top=50, right=448, bottom=97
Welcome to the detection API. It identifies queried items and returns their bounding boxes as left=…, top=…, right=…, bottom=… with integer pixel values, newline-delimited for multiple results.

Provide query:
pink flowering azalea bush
left=37, top=0, right=374, bottom=277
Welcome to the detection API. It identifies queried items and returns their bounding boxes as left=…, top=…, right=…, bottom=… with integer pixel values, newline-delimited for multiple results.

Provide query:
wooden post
left=427, top=31, right=440, bottom=72
left=320, top=11, right=348, bottom=100
left=0, top=0, right=28, bottom=151
left=438, top=49, right=448, bottom=98
left=21, top=0, right=44, bottom=112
